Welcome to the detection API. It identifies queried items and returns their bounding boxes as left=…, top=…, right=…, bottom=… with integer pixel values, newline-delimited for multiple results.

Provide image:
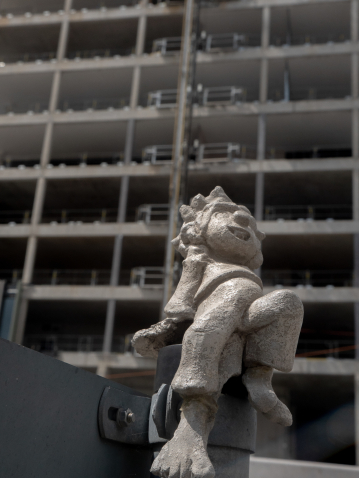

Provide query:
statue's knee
left=273, top=290, right=303, bottom=320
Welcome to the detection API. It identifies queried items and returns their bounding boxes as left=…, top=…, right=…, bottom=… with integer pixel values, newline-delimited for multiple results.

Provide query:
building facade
left=0, top=0, right=358, bottom=469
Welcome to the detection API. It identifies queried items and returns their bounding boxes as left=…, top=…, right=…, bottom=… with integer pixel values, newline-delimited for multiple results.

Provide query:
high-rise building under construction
left=0, top=0, right=358, bottom=473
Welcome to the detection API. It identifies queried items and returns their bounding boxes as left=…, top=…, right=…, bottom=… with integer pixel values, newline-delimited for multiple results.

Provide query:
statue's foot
left=151, top=398, right=216, bottom=478
left=242, top=365, right=292, bottom=427
left=151, top=428, right=214, bottom=478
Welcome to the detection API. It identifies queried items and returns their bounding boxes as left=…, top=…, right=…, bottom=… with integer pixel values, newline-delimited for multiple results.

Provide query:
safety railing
left=264, top=205, right=352, bottom=221
left=142, top=142, right=256, bottom=163
left=136, top=205, right=170, bottom=223
left=0, top=51, right=57, bottom=65
left=49, top=152, right=124, bottom=167
left=0, top=155, right=40, bottom=169
left=0, top=4, right=64, bottom=16
left=152, top=37, right=182, bottom=55
left=72, top=0, right=139, bottom=10
left=41, top=208, right=118, bottom=224
left=262, top=270, right=353, bottom=288
left=152, top=32, right=258, bottom=56
left=0, top=101, right=49, bottom=115
left=60, top=97, right=129, bottom=112
left=148, top=85, right=248, bottom=108
left=270, top=33, right=349, bottom=47
left=32, top=270, right=112, bottom=286
left=23, top=333, right=135, bottom=354
left=142, top=145, right=173, bottom=164
left=0, top=210, right=31, bottom=225
left=130, top=267, right=164, bottom=288
left=268, top=87, right=351, bottom=102
left=0, top=269, right=23, bottom=283
left=202, top=86, right=244, bottom=105
left=296, top=339, right=355, bottom=359
left=265, top=145, right=352, bottom=160
left=147, top=89, right=178, bottom=108
left=66, top=47, right=135, bottom=60
left=194, top=142, right=241, bottom=163
left=204, top=33, right=246, bottom=52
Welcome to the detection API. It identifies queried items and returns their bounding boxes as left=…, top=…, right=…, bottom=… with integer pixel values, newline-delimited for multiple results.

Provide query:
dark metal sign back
left=0, top=338, right=152, bottom=478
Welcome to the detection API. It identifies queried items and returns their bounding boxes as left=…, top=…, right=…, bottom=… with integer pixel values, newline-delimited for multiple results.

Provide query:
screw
left=126, top=411, right=135, bottom=424
left=116, top=408, right=135, bottom=427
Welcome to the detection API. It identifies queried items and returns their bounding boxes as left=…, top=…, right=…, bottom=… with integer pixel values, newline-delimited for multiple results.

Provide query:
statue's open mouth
left=227, top=225, right=251, bottom=241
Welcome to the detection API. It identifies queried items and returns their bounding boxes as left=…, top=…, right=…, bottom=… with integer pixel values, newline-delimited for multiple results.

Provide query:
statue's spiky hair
left=172, top=186, right=265, bottom=259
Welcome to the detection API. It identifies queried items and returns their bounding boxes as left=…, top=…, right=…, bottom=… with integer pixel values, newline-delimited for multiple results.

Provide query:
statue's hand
left=131, top=318, right=183, bottom=358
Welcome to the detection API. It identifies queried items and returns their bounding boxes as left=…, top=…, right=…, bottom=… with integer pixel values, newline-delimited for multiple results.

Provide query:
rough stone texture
left=132, top=186, right=304, bottom=478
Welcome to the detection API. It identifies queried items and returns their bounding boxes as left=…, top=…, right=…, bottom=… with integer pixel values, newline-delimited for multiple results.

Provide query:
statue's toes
left=191, top=459, right=215, bottom=478
left=263, top=400, right=293, bottom=427
left=150, top=455, right=170, bottom=478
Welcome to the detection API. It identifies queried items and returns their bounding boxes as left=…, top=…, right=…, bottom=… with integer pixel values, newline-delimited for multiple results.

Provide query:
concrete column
left=260, top=7, right=270, bottom=104
left=13, top=297, right=29, bottom=345
left=351, top=0, right=358, bottom=43
left=100, top=121, right=134, bottom=364
left=259, top=59, right=268, bottom=104
left=22, top=176, right=46, bottom=285
left=17, top=174, right=47, bottom=344
left=255, top=115, right=266, bottom=222
left=130, top=66, right=141, bottom=109
left=31, top=176, right=47, bottom=227
left=136, top=14, right=147, bottom=56
left=127, top=12, right=147, bottom=111
left=261, top=6, right=271, bottom=49
left=57, top=0, right=73, bottom=61
left=41, top=70, right=62, bottom=167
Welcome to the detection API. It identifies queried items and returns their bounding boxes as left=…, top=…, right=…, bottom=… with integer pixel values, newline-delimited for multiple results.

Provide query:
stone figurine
left=132, top=186, right=303, bottom=478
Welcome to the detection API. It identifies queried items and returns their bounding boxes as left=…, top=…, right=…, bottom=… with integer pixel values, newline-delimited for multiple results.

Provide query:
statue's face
left=205, top=207, right=262, bottom=267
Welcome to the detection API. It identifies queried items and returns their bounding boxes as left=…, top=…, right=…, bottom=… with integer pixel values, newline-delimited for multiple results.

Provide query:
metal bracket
left=98, top=386, right=151, bottom=446
left=149, top=384, right=256, bottom=452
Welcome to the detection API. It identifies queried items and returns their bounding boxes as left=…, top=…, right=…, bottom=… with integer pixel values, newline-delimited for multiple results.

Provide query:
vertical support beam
left=261, top=6, right=271, bottom=49
left=260, top=6, right=270, bottom=104
left=128, top=13, right=147, bottom=110
left=259, top=59, right=268, bottom=104
left=136, top=14, right=147, bottom=56
left=130, top=67, right=141, bottom=109
left=57, top=0, right=73, bottom=61
left=255, top=115, right=266, bottom=222
left=100, top=120, right=134, bottom=364
left=352, top=0, right=358, bottom=43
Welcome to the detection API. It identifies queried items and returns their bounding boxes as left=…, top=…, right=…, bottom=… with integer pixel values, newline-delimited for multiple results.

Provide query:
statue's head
left=172, top=186, right=265, bottom=270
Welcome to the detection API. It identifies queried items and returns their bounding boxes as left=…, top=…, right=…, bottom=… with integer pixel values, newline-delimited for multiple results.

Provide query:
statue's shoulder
left=194, top=262, right=263, bottom=306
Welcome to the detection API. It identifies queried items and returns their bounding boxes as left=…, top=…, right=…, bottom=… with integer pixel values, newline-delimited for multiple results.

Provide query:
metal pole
left=161, top=0, right=195, bottom=319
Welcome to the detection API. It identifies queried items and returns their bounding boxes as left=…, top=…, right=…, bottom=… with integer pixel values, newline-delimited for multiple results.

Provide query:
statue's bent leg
left=172, top=278, right=262, bottom=397
left=242, top=290, right=303, bottom=426
left=172, top=311, right=240, bottom=397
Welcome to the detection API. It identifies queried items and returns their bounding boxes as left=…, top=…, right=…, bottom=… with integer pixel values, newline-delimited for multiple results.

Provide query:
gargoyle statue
left=132, top=186, right=303, bottom=478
